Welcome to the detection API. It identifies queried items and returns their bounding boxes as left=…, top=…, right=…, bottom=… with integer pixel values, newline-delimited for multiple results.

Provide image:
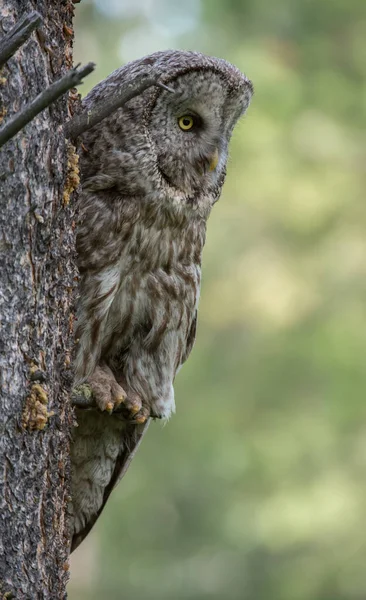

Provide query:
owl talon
left=135, top=414, right=148, bottom=424
left=130, top=402, right=141, bottom=415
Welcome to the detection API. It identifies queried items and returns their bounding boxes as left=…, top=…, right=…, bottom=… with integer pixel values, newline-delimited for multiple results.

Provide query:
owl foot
left=86, top=364, right=126, bottom=414
left=114, top=377, right=150, bottom=424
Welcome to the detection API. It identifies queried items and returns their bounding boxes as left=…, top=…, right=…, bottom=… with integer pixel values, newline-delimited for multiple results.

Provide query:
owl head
left=81, top=50, right=253, bottom=214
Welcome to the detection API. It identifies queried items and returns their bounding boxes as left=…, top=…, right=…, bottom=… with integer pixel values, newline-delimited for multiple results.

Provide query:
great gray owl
left=70, top=50, right=253, bottom=551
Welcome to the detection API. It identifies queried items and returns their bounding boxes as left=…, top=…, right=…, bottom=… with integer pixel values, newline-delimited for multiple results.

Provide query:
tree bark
left=0, top=1, right=78, bottom=597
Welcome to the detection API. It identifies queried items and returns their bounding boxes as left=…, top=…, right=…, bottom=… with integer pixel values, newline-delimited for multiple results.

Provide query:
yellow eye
left=178, top=115, right=194, bottom=131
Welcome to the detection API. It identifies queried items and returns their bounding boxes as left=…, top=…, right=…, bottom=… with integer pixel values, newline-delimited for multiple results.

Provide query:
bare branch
left=64, top=75, right=174, bottom=140
left=0, top=62, right=95, bottom=148
left=0, top=11, right=42, bottom=68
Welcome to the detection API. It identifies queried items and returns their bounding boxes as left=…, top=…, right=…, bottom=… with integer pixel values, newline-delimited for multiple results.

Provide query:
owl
left=70, top=50, right=253, bottom=551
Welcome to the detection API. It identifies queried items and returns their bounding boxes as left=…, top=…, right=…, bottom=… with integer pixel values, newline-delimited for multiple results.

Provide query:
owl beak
left=208, top=148, right=219, bottom=172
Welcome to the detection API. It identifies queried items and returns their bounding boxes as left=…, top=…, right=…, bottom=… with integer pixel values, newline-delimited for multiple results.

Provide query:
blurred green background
left=69, top=1, right=366, bottom=598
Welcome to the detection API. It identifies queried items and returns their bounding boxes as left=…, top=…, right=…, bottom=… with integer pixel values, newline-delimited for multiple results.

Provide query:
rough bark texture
left=0, top=1, right=77, bottom=597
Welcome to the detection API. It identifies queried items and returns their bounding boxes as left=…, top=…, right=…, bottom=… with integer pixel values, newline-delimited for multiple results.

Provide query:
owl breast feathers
left=70, top=50, right=253, bottom=551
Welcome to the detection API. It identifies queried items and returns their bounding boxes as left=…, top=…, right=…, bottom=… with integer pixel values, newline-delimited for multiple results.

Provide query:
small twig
left=71, top=384, right=94, bottom=409
left=0, top=11, right=42, bottom=68
left=64, top=75, right=175, bottom=140
left=157, top=82, right=175, bottom=94
left=0, top=62, right=95, bottom=148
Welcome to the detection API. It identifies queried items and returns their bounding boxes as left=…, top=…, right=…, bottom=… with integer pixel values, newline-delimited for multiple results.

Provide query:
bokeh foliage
left=70, top=1, right=366, bottom=598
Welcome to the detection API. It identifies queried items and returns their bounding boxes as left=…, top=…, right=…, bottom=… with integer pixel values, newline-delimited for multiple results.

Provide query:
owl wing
left=71, top=419, right=150, bottom=553
left=179, top=310, right=197, bottom=368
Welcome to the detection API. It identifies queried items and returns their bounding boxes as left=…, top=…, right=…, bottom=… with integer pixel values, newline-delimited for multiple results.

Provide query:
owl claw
left=135, top=414, right=148, bottom=424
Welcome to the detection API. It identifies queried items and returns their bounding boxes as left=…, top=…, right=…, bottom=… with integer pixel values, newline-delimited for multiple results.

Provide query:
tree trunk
left=0, top=1, right=78, bottom=597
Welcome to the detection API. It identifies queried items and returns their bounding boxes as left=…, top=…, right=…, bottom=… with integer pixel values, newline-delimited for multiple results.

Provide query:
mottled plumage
left=70, top=50, right=253, bottom=551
